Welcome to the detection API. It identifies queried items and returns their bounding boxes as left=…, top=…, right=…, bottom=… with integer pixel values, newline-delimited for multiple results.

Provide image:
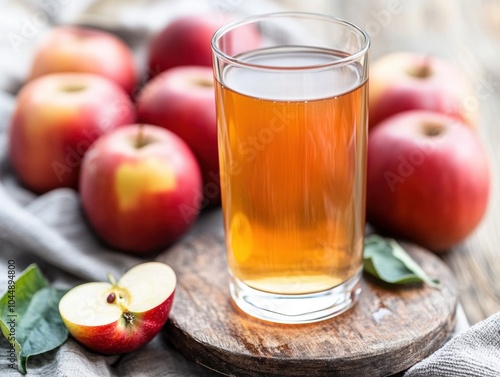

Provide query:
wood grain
left=442, top=59, right=500, bottom=324
left=157, top=228, right=457, bottom=377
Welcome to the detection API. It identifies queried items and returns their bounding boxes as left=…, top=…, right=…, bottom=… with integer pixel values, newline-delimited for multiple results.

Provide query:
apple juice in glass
left=212, top=12, right=369, bottom=324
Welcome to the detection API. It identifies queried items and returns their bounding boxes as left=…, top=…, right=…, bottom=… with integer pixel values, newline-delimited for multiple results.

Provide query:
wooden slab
left=157, top=228, right=457, bottom=377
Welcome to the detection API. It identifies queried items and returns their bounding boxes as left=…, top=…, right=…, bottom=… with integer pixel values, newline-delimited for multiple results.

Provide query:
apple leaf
left=363, top=235, right=440, bottom=288
left=0, top=264, right=68, bottom=374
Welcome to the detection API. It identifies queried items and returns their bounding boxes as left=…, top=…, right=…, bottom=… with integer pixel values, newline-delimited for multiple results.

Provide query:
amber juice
left=216, top=47, right=368, bottom=296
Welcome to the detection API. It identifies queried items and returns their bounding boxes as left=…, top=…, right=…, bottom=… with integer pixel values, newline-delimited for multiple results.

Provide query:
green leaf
left=0, top=264, right=49, bottom=314
left=363, top=235, right=440, bottom=288
left=0, top=264, right=69, bottom=374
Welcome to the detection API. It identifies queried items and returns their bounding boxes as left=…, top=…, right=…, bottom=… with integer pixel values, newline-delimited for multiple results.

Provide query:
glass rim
left=211, top=11, right=370, bottom=71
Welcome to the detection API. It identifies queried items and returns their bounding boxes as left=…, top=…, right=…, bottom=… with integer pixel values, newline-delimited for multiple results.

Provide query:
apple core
left=58, top=262, right=177, bottom=354
left=123, top=312, right=134, bottom=324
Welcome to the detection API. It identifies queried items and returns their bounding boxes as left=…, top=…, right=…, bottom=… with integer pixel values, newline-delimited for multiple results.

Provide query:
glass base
left=229, top=269, right=362, bottom=324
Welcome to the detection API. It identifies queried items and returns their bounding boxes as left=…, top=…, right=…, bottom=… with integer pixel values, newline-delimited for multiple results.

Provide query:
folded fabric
left=404, top=312, right=500, bottom=377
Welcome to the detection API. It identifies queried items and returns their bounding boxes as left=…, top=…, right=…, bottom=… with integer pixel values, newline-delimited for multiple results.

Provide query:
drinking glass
left=212, top=12, right=369, bottom=324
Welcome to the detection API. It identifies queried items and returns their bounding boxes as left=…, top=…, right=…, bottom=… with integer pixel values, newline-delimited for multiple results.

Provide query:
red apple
left=29, top=26, right=137, bottom=94
left=8, top=73, right=135, bottom=194
left=137, top=66, right=220, bottom=206
left=59, top=262, right=176, bottom=354
left=147, top=14, right=260, bottom=77
left=369, top=52, right=477, bottom=129
left=366, top=110, right=490, bottom=252
left=79, top=124, right=203, bottom=254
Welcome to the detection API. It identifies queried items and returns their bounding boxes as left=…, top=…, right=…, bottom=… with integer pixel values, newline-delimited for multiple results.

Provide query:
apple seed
left=107, top=292, right=116, bottom=303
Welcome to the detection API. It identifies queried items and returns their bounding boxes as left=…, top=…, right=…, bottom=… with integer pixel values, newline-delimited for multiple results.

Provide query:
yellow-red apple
left=79, top=124, right=203, bottom=254
left=137, top=66, right=220, bottom=206
left=8, top=73, right=135, bottom=194
left=366, top=110, right=490, bottom=253
left=29, top=26, right=137, bottom=94
left=369, top=52, right=477, bottom=129
left=59, top=262, right=176, bottom=354
left=147, top=14, right=260, bottom=77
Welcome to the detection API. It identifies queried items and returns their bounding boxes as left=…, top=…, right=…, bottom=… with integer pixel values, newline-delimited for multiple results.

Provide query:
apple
left=366, top=110, right=490, bottom=252
left=137, top=66, right=220, bottom=206
left=147, top=14, right=261, bottom=77
left=29, top=26, right=137, bottom=94
left=79, top=124, right=203, bottom=254
left=369, top=52, right=477, bottom=129
left=59, top=262, right=176, bottom=354
left=8, top=73, right=135, bottom=194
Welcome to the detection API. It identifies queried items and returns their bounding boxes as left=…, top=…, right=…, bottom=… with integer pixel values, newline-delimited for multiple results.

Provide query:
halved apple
left=59, top=262, right=176, bottom=354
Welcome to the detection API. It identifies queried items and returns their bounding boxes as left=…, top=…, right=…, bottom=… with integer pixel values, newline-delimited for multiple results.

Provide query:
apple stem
left=409, top=55, right=432, bottom=78
left=107, top=273, right=117, bottom=286
left=423, top=123, right=444, bottom=137
left=136, top=124, right=146, bottom=149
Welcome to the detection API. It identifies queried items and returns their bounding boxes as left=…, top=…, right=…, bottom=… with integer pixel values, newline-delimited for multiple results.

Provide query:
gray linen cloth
left=0, top=0, right=499, bottom=376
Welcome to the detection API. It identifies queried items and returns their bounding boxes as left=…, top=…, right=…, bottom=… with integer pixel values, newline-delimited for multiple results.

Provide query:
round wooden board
left=157, top=229, right=457, bottom=377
